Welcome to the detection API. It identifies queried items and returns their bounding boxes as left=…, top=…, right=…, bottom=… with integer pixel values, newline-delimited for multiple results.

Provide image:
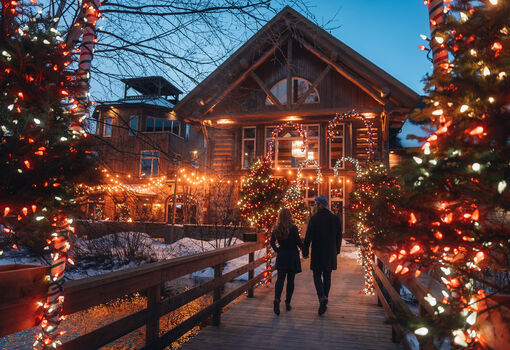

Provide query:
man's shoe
left=274, top=300, right=280, bottom=315
left=318, top=298, right=327, bottom=316
left=285, top=301, right=292, bottom=311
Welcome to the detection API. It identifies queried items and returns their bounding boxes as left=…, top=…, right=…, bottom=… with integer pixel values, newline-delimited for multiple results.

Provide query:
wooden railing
left=371, top=251, right=510, bottom=350
left=371, top=251, right=442, bottom=350
left=2, top=239, right=265, bottom=349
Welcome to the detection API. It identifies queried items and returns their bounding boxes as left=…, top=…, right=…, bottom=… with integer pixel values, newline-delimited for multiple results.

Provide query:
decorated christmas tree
left=0, top=1, right=98, bottom=348
left=238, top=157, right=289, bottom=231
left=283, top=181, right=309, bottom=226
left=376, top=0, right=510, bottom=347
left=237, top=157, right=288, bottom=282
left=348, top=162, right=406, bottom=295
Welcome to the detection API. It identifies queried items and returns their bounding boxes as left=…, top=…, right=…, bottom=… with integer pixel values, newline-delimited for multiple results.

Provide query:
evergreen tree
left=283, top=181, right=309, bottom=226
left=0, top=2, right=98, bottom=347
left=377, top=0, right=509, bottom=346
left=238, top=157, right=288, bottom=231
left=348, top=162, right=406, bottom=295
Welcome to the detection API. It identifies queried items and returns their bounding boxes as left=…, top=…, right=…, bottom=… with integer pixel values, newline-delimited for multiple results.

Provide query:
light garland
left=333, top=157, right=361, bottom=177
left=327, top=111, right=375, bottom=162
left=296, top=159, right=322, bottom=184
left=265, top=121, right=307, bottom=165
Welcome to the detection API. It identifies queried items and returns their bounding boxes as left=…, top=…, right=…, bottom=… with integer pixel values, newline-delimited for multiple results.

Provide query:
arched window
left=265, top=77, right=320, bottom=105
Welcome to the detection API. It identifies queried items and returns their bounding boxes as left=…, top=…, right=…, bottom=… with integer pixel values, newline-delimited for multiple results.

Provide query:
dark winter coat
left=270, top=225, right=304, bottom=273
left=303, top=208, right=342, bottom=271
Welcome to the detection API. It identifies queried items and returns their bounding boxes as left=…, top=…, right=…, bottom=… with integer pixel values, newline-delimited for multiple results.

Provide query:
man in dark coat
left=303, top=195, right=342, bottom=315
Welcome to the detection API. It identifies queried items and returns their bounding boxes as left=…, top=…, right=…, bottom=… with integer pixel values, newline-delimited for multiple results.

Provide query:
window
left=129, top=116, right=139, bottom=136
left=303, top=179, right=319, bottom=209
left=185, top=123, right=190, bottom=140
left=242, top=127, right=256, bottom=168
left=329, top=123, right=345, bottom=169
left=140, top=151, right=159, bottom=177
left=329, top=177, right=345, bottom=231
left=265, top=77, right=320, bottom=105
left=145, top=117, right=181, bottom=136
left=103, top=117, right=113, bottom=137
left=265, top=124, right=319, bottom=168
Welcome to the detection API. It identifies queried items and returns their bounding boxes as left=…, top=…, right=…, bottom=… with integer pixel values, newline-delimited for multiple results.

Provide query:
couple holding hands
left=270, top=195, right=343, bottom=316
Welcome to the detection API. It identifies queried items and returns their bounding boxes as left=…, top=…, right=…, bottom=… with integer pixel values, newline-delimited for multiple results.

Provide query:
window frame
left=103, top=117, right=113, bottom=137
left=140, top=150, right=160, bottom=177
left=241, top=126, right=256, bottom=169
left=129, top=115, right=139, bottom=136
left=329, top=123, right=345, bottom=170
left=329, top=177, right=346, bottom=233
left=145, top=117, right=183, bottom=138
left=265, top=77, right=320, bottom=106
left=264, top=124, right=320, bottom=169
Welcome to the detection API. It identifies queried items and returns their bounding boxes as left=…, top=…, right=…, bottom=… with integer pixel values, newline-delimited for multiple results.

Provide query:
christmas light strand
left=327, top=111, right=375, bottom=162
left=265, top=122, right=307, bottom=165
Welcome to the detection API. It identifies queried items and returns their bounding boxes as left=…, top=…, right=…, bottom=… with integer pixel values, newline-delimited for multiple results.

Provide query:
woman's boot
left=285, top=301, right=292, bottom=311
left=273, top=299, right=280, bottom=315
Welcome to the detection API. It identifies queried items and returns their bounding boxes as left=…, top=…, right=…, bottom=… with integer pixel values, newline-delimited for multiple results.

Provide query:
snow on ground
left=0, top=235, right=358, bottom=282
left=0, top=233, right=266, bottom=281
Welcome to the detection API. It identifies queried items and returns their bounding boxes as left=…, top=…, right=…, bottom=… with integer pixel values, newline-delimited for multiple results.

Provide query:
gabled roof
left=175, top=6, right=420, bottom=128
left=122, top=76, right=182, bottom=97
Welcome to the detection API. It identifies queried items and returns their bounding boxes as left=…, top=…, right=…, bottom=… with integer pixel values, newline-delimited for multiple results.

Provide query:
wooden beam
left=296, top=37, right=385, bottom=105
left=204, top=34, right=289, bottom=115
left=250, top=71, right=284, bottom=110
left=204, top=107, right=384, bottom=123
left=286, top=35, right=293, bottom=110
left=294, top=65, right=331, bottom=108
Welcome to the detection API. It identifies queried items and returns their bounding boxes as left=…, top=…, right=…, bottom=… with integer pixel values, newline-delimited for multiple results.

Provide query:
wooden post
left=286, top=35, right=292, bottom=109
left=390, top=276, right=402, bottom=343
left=212, top=264, right=222, bottom=326
left=169, top=169, right=179, bottom=242
left=248, top=252, right=255, bottom=298
left=145, top=284, right=161, bottom=345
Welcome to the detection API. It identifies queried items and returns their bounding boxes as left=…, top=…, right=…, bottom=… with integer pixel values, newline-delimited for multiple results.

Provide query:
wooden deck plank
left=181, top=244, right=402, bottom=350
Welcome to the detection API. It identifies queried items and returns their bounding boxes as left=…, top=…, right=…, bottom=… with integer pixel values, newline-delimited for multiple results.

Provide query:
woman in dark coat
left=270, top=208, right=304, bottom=315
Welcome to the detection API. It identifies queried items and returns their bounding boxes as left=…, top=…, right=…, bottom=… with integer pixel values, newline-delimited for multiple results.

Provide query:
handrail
left=371, top=250, right=440, bottom=350
left=372, top=250, right=510, bottom=349
left=1, top=240, right=265, bottom=349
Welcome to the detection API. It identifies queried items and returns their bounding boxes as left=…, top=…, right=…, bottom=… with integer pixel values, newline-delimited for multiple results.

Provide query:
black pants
left=313, top=269, right=332, bottom=300
left=274, top=270, right=296, bottom=303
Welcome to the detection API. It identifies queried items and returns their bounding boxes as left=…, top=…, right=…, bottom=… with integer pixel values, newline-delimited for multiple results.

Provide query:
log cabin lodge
left=90, top=6, right=419, bottom=226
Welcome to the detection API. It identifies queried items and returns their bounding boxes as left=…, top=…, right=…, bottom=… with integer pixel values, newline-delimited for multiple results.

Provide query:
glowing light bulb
left=472, top=163, right=481, bottom=171
left=414, top=327, right=428, bottom=336
left=488, top=97, right=494, bottom=103
left=460, top=105, right=469, bottom=113
left=435, top=36, right=444, bottom=44
left=482, top=67, right=490, bottom=76
left=498, top=180, right=507, bottom=194
left=489, top=0, right=498, bottom=5
left=413, top=156, right=423, bottom=164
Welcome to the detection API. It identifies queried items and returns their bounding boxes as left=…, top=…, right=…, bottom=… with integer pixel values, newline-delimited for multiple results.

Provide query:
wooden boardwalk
left=182, top=245, right=402, bottom=350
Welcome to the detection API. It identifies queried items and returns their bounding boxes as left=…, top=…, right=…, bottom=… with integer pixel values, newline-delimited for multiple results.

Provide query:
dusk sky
left=305, top=0, right=432, bottom=145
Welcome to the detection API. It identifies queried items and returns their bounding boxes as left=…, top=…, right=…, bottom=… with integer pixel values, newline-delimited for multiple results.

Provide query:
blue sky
left=306, top=0, right=432, bottom=146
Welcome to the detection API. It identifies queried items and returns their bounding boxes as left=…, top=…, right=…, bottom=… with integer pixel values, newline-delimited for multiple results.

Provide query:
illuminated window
left=329, top=177, right=345, bottom=230
left=329, top=123, right=345, bottom=169
left=265, top=124, right=319, bottom=168
left=140, top=151, right=159, bottom=177
left=265, top=77, right=319, bottom=105
left=242, top=127, right=256, bottom=168
left=103, top=117, right=113, bottom=137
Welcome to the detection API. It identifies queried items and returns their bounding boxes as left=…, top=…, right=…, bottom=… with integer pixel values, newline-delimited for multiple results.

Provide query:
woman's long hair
left=273, top=208, right=293, bottom=240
